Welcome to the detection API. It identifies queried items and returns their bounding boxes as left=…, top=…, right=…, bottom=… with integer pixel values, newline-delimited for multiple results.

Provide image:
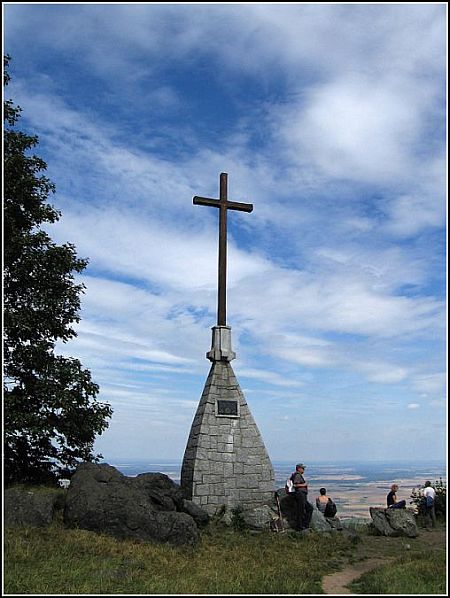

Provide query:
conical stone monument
left=181, top=173, right=275, bottom=514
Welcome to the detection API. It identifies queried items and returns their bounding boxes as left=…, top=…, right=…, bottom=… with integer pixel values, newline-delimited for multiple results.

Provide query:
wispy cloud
left=5, top=3, right=446, bottom=462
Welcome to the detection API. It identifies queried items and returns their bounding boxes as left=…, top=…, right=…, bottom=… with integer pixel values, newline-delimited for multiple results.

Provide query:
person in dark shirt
left=291, top=463, right=313, bottom=531
left=387, top=484, right=406, bottom=509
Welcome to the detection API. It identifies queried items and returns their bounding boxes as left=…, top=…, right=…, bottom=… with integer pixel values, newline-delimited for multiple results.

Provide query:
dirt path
left=322, top=557, right=391, bottom=594
left=322, top=526, right=446, bottom=594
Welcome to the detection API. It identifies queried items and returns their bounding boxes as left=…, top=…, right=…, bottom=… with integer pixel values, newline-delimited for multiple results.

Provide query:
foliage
left=3, top=55, right=112, bottom=485
left=230, top=505, right=247, bottom=531
left=409, top=478, right=446, bottom=521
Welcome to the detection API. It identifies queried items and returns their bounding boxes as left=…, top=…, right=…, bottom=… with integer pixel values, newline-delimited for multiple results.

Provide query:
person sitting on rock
left=387, top=484, right=406, bottom=509
left=316, top=488, right=329, bottom=514
left=316, top=487, right=337, bottom=518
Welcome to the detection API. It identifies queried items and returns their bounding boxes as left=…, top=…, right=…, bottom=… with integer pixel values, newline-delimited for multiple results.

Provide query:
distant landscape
left=106, top=459, right=446, bottom=519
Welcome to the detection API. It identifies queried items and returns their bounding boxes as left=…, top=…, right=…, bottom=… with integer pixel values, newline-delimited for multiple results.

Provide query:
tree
left=3, top=56, right=113, bottom=485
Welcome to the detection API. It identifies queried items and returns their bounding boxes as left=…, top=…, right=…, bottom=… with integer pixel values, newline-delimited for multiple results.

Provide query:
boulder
left=134, top=472, right=184, bottom=511
left=64, top=462, right=207, bottom=545
left=327, top=516, right=343, bottom=530
left=370, top=507, right=418, bottom=538
left=370, top=507, right=396, bottom=535
left=5, top=487, right=64, bottom=527
left=276, top=490, right=338, bottom=533
left=385, top=507, right=418, bottom=538
left=182, top=499, right=210, bottom=528
left=310, top=507, right=332, bottom=531
left=240, top=505, right=279, bottom=530
left=277, top=489, right=297, bottom=529
left=214, top=507, right=234, bottom=527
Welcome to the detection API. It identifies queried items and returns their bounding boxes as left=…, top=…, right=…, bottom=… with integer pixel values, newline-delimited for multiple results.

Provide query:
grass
left=4, top=515, right=447, bottom=595
left=4, top=522, right=354, bottom=594
left=348, top=551, right=447, bottom=594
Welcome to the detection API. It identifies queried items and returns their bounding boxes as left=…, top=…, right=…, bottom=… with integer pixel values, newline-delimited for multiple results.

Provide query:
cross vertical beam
left=193, top=173, right=253, bottom=327
left=218, top=173, right=228, bottom=327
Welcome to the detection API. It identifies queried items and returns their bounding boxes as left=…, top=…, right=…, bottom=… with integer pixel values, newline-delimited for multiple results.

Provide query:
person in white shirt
left=423, top=481, right=436, bottom=528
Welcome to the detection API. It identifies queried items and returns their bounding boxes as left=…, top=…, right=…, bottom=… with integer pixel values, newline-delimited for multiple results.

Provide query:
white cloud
left=412, top=373, right=447, bottom=398
left=357, top=363, right=409, bottom=385
left=237, top=367, right=304, bottom=388
left=19, top=78, right=444, bottom=406
left=274, top=75, right=438, bottom=186
left=382, top=159, right=446, bottom=237
left=5, top=3, right=445, bottom=462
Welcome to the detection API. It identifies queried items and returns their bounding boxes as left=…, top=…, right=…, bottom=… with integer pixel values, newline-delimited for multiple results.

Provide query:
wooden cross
left=193, top=173, right=253, bottom=327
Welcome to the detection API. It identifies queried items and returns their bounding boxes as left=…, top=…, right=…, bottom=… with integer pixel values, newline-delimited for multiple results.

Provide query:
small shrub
left=230, top=505, right=247, bottom=531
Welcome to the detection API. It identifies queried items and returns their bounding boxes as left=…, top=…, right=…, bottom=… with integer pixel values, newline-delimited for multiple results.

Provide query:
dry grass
left=4, top=516, right=446, bottom=595
left=4, top=521, right=354, bottom=594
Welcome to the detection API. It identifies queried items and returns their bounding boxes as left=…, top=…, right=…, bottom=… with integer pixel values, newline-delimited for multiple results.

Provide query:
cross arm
left=193, top=196, right=253, bottom=212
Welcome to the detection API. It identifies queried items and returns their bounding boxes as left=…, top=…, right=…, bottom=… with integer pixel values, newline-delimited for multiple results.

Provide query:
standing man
left=291, top=463, right=313, bottom=531
left=423, top=481, right=436, bottom=528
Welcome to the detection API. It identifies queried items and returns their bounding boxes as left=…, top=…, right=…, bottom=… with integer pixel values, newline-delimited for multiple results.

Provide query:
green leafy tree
left=3, top=56, right=112, bottom=485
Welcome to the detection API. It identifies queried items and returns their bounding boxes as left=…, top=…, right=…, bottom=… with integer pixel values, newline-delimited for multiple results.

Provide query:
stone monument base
left=181, top=359, right=275, bottom=515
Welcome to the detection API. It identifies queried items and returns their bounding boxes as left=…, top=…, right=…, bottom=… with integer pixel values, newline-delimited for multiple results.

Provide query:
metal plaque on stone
left=216, top=399, right=239, bottom=417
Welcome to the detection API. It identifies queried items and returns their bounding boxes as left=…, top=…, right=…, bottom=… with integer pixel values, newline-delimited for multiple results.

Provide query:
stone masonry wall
left=181, top=361, right=275, bottom=515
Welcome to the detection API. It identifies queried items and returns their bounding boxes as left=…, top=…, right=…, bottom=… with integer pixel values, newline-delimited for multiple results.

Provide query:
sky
left=3, top=3, right=447, bottom=465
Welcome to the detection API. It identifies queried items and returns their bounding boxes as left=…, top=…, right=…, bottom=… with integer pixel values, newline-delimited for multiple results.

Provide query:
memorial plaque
left=217, top=400, right=239, bottom=417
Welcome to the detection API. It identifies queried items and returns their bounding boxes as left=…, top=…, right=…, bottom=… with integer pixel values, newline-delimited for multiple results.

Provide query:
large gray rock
left=5, top=487, right=64, bottom=527
left=277, top=490, right=297, bottom=529
left=134, top=472, right=184, bottom=511
left=276, top=491, right=336, bottom=532
left=64, top=463, right=207, bottom=545
left=310, top=507, right=333, bottom=531
left=385, top=507, right=418, bottom=537
left=182, top=499, right=210, bottom=528
left=370, top=508, right=394, bottom=535
left=370, top=507, right=418, bottom=538
left=240, top=505, right=279, bottom=530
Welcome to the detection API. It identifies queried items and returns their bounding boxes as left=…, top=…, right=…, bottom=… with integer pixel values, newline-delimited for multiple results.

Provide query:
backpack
left=285, top=478, right=294, bottom=494
left=325, top=498, right=337, bottom=518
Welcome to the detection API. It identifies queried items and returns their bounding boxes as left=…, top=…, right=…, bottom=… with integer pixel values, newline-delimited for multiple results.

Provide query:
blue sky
left=4, top=3, right=447, bottom=464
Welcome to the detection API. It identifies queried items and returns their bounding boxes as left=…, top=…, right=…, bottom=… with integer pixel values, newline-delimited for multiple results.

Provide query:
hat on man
left=296, top=463, right=306, bottom=469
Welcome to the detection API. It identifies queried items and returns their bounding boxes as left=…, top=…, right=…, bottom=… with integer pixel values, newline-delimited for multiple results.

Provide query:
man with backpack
left=290, top=463, right=313, bottom=531
left=423, top=481, right=436, bottom=528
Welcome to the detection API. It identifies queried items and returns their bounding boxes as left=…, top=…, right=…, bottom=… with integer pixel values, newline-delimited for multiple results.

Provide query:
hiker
left=386, top=484, right=406, bottom=509
left=290, top=463, right=313, bottom=531
left=316, top=487, right=337, bottom=518
left=423, top=481, right=436, bottom=528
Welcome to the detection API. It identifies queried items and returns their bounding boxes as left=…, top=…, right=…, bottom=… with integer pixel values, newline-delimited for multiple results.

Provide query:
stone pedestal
left=206, top=326, right=236, bottom=362
left=181, top=328, right=275, bottom=515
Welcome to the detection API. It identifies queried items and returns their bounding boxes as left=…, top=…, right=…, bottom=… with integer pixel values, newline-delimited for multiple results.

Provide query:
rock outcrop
left=64, top=462, right=209, bottom=545
left=240, top=504, right=279, bottom=530
left=276, top=490, right=343, bottom=532
left=369, top=507, right=418, bottom=537
left=5, top=487, right=64, bottom=527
